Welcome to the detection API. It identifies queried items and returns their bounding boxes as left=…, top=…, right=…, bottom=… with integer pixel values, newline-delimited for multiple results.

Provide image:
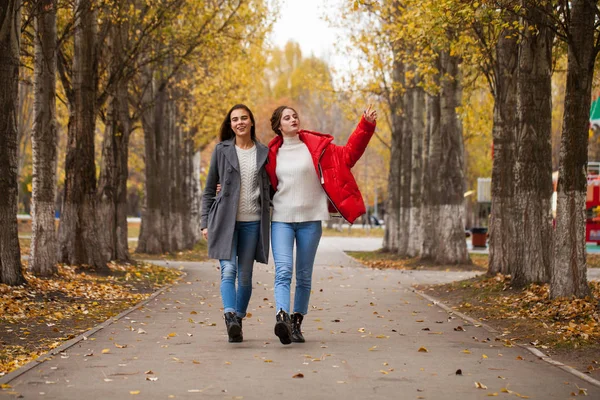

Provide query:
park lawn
left=1, top=255, right=183, bottom=376
left=347, top=249, right=600, bottom=380
left=346, top=249, right=488, bottom=271
left=322, top=226, right=385, bottom=237
left=131, top=240, right=209, bottom=262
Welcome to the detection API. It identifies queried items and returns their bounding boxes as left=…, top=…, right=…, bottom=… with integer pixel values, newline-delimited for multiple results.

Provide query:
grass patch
left=132, top=240, right=209, bottom=262
left=322, top=226, right=384, bottom=237
left=588, top=253, right=600, bottom=268
left=346, top=248, right=487, bottom=271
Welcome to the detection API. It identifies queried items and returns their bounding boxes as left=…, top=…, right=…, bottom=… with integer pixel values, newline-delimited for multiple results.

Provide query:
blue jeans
left=271, top=221, right=322, bottom=315
left=219, top=221, right=260, bottom=318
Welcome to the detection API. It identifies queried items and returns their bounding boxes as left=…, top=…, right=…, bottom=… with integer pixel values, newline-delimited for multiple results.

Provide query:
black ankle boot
left=224, top=312, right=242, bottom=343
left=291, top=313, right=305, bottom=343
left=274, top=309, right=292, bottom=345
left=235, top=316, right=244, bottom=342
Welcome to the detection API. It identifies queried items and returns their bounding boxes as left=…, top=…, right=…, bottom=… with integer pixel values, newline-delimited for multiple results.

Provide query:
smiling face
left=230, top=108, right=253, bottom=139
left=278, top=108, right=300, bottom=137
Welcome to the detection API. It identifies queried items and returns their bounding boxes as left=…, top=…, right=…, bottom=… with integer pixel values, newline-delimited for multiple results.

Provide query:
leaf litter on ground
left=0, top=260, right=182, bottom=375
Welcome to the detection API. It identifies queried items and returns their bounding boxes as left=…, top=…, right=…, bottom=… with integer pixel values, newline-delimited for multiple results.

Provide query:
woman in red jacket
left=266, top=105, right=377, bottom=345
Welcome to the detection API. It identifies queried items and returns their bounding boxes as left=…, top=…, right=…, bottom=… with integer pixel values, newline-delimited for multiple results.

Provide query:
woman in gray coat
left=200, top=104, right=270, bottom=343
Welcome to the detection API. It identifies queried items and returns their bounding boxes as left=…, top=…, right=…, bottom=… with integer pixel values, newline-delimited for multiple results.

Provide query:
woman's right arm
left=200, top=148, right=220, bottom=237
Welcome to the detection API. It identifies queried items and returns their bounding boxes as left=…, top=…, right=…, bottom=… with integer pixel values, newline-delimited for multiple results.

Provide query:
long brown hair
left=219, top=104, right=256, bottom=142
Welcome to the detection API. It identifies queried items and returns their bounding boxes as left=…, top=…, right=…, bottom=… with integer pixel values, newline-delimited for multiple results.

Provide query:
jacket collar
left=268, top=130, right=334, bottom=156
left=223, top=138, right=269, bottom=171
left=221, top=138, right=239, bottom=171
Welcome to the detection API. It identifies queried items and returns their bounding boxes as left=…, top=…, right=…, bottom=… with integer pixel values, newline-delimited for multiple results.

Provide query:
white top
left=235, top=144, right=261, bottom=221
left=272, top=135, right=330, bottom=222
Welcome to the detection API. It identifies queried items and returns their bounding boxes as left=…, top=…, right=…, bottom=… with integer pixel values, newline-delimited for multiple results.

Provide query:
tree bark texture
left=398, top=80, right=414, bottom=256
left=0, top=0, right=25, bottom=285
left=97, top=21, right=131, bottom=262
left=426, top=51, right=469, bottom=264
left=512, top=2, right=554, bottom=286
left=421, top=93, right=437, bottom=259
left=488, top=15, right=519, bottom=276
left=551, top=0, right=597, bottom=299
left=382, top=57, right=404, bottom=252
left=31, top=0, right=58, bottom=276
left=57, top=0, right=108, bottom=270
left=408, top=86, right=425, bottom=257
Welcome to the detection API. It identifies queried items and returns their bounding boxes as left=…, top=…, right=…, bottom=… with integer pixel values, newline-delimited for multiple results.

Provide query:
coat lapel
left=222, top=138, right=239, bottom=172
left=256, top=142, right=268, bottom=169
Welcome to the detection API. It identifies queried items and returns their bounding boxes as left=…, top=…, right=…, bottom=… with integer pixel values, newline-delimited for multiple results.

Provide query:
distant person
left=266, top=104, right=377, bottom=344
left=200, top=104, right=271, bottom=343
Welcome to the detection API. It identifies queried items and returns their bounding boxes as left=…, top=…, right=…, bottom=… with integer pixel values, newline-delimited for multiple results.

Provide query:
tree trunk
left=408, top=86, right=425, bottom=257
left=97, top=21, right=131, bottom=262
left=30, top=0, right=58, bottom=276
left=488, top=15, right=519, bottom=276
left=137, top=65, right=170, bottom=254
left=426, top=51, right=469, bottom=264
left=398, top=79, right=413, bottom=256
left=168, top=98, right=184, bottom=250
left=512, top=2, right=554, bottom=286
left=551, top=0, right=597, bottom=299
left=0, top=0, right=25, bottom=285
left=382, top=57, right=404, bottom=252
left=421, top=92, right=437, bottom=259
left=57, top=0, right=108, bottom=270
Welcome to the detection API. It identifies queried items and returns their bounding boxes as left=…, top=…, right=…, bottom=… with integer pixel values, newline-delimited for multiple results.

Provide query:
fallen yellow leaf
left=102, top=349, right=110, bottom=354
left=475, top=382, right=488, bottom=389
left=130, top=390, right=140, bottom=395
left=418, top=347, right=428, bottom=353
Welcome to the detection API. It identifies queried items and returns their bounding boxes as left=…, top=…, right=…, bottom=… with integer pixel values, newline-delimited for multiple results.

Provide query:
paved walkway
left=2, top=237, right=599, bottom=399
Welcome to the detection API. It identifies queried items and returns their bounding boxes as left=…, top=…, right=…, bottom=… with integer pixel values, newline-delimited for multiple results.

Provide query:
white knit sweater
left=235, top=145, right=261, bottom=222
left=272, top=135, right=329, bottom=222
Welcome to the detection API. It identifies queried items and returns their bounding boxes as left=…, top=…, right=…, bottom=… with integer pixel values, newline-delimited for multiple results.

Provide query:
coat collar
left=221, top=138, right=239, bottom=171
left=222, top=138, right=269, bottom=171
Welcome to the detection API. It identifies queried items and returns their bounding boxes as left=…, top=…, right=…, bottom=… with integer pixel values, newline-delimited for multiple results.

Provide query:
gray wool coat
left=200, top=138, right=270, bottom=263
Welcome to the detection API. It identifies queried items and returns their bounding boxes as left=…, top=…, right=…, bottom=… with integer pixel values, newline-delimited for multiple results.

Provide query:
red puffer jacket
left=265, top=116, right=376, bottom=224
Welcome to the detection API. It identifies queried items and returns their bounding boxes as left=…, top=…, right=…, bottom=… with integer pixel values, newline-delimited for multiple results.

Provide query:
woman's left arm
left=342, top=105, right=378, bottom=168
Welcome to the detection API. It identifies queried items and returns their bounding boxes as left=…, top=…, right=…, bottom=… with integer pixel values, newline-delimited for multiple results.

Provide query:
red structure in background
left=553, top=162, right=600, bottom=244
left=586, top=175, right=600, bottom=244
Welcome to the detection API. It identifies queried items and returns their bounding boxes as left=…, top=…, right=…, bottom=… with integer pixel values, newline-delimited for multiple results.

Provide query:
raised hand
left=364, top=104, right=377, bottom=124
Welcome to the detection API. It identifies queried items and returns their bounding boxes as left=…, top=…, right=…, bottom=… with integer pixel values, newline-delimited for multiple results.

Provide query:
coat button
left=227, top=167, right=232, bottom=173
left=226, top=179, right=231, bottom=185
left=224, top=191, right=230, bottom=197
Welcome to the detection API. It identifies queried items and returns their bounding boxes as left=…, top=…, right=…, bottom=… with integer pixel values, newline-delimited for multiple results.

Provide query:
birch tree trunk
left=426, top=51, right=469, bottom=264
left=488, top=15, right=519, bottom=276
left=408, top=86, right=425, bottom=257
left=551, top=0, right=597, bottom=299
left=30, top=0, right=58, bottom=276
left=382, top=57, right=404, bottom=252
left=512, top=2, right=554, bottom=286
left=57, top=0, right=108, bottom=270
left=0, top=0, right=25, bottom=285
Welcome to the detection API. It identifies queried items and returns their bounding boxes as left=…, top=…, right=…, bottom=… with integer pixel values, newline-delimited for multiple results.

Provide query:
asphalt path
left=2, top=237, right=599, bottom=399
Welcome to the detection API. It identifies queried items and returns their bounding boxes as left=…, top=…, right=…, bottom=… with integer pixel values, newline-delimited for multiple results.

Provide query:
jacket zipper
left=318, top=148, right=350, bottom=223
